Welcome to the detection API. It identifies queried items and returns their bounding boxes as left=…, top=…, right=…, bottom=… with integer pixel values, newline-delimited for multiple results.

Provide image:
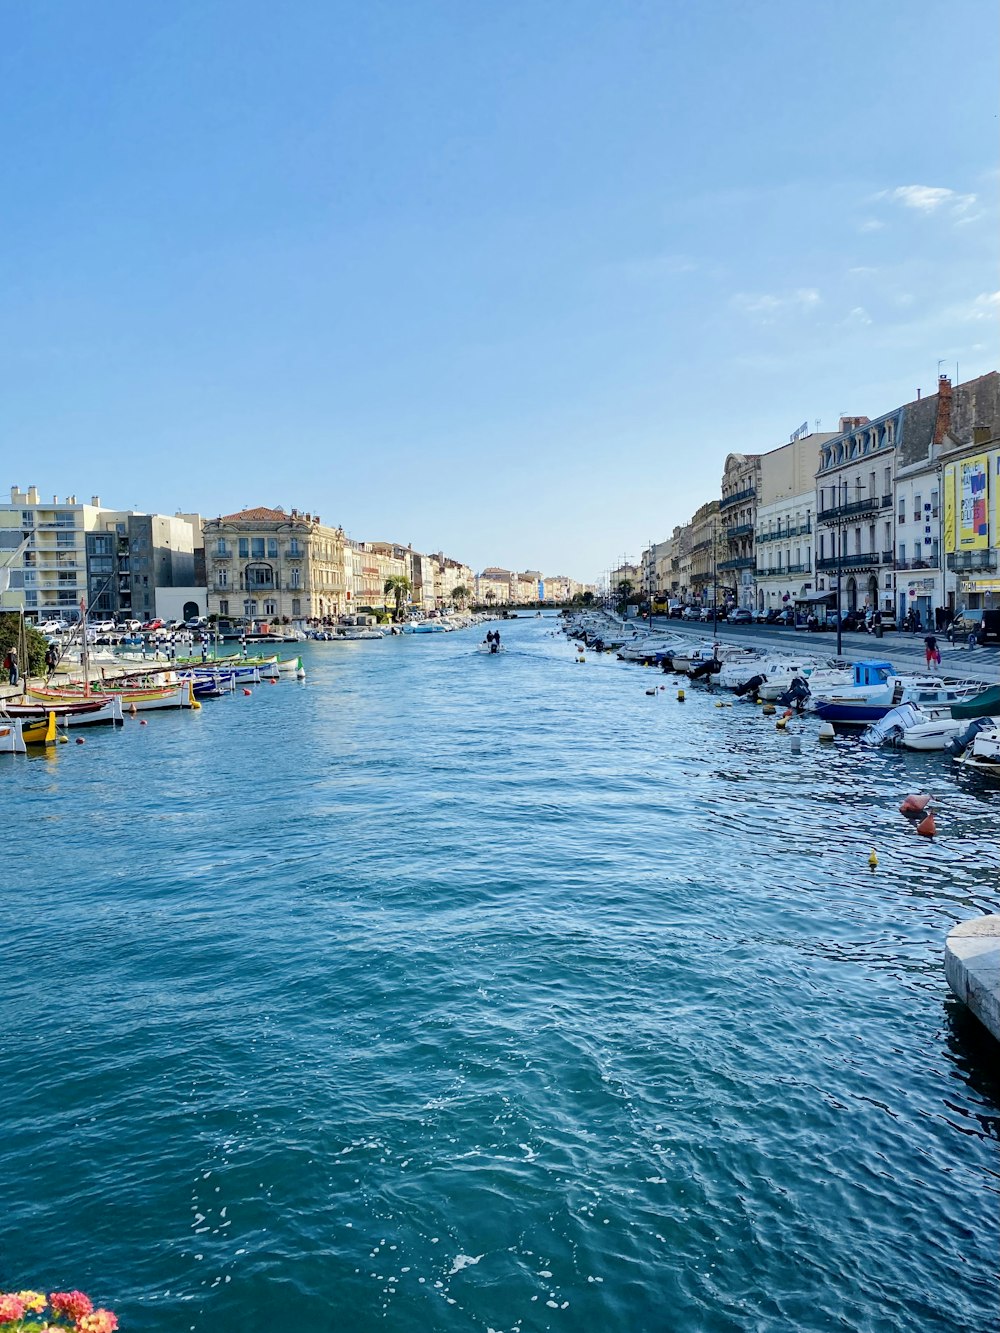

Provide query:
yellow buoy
left=776, top=717, right=787, bottom=730
left=677, top=689, right=685, bottom=701
left=868, top=849, right=878, bottom=869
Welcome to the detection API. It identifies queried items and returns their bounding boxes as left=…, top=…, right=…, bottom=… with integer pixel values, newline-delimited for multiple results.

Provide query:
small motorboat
left=952, top=722, right=1000, bottom=772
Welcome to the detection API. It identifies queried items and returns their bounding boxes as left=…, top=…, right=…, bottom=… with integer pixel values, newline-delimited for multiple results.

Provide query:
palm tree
left=484, top=588, right=496, bottom=609
left=452, top=584, right=470, bottom=609
left=384, top=574, right=413, bottom=621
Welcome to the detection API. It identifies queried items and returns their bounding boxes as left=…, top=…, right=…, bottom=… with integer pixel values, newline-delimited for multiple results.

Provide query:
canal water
left=2, top=615, right=998, bottom=1333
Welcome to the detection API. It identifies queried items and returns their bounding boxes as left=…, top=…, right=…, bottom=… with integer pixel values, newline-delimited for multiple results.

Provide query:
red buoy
left=75, top=737, right=85, bottom=744
left=243, top=688, right=252, bottom=696
left=900, top=794, right=933, bottom=815
left=916, top=812, right=936, bottom=837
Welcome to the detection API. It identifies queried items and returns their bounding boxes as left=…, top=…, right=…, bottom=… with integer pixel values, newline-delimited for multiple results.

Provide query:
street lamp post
left=712, top=520, right=719, bottom=637
left=835, top=480, right=844, bottom=658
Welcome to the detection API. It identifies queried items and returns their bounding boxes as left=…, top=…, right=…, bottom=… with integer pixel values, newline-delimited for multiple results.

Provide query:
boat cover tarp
left=950, top=684, right=1000, bottom=720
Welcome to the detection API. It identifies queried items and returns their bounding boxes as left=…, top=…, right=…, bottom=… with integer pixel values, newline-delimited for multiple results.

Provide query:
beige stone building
left=203, top=506, right=346, bottom=624
left=687, top=501, right=724, bottom=606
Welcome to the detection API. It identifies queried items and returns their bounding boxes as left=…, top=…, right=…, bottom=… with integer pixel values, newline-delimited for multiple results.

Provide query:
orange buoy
left=243, top=688, right=252, bottom=696
left=782, top=708, right=794, bottom=720
left=900, top=794, right=933, bottom=815
left=916, top=812, right=936, bottom=837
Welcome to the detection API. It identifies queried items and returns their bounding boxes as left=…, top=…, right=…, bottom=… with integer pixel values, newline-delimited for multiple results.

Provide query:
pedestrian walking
left=7, top=646, right=18, bottom=686
left=924, top=632, right=940, bottom=668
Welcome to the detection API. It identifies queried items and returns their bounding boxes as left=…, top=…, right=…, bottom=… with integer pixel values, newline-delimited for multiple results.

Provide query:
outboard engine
left=689, top=657, right=722, bottom=681
left=946, top=717, right=990, bottom=757
left=735, top=673, right=766, bottom=698
left=777, top=676, right=810, bottom=710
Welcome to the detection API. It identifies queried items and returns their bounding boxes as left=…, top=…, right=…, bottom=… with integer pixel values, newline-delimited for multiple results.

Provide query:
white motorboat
left=862, top=702, right=966, bottom=751
left=953, top=722, right=1000, bottom=772
left=757, top=664, right=854, bottom=701
left=672, top=643, right=757, bottom=675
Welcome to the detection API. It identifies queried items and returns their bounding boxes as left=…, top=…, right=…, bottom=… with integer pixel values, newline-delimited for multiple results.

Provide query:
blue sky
left=1, top=1, right=997, bottom=582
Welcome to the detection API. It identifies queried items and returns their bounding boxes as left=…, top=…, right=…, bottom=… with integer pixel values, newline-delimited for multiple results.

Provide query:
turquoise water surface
left=2, top=614, right=998, bottom=1332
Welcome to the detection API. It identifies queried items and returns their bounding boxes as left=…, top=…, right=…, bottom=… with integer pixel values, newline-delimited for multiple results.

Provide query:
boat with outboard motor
left=952, top=721, right=1000, bottom=772
left=810, top=660, right=981, bottom=726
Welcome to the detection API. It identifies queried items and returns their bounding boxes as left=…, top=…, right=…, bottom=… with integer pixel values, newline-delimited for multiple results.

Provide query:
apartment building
left=1, top=486, right=201, bottom=623
left=203, top=506, right=346, bottom=623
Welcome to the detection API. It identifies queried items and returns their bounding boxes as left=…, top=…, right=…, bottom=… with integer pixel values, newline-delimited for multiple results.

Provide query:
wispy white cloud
left=960, top=290, right=1000, bottom=321
left=732, top=288, right=820, bottom=319
left=858, top=219, right=885, bottom=233
left=879, top=184, right=978, bottom=219
left=848, top=266, right=878, bottom=276
left=844, top=306, right=873, bottom=326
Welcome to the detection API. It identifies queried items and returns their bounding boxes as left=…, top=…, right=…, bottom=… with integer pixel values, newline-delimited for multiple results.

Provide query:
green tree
left=0, top=613, right=47, bottom=678
left=616, top=579, right=634, bottom=613
left=484, top=588, right=496, bottom=609
left=383, top=574, right=413, bottom=621
left=451, top=584, right=470, bottom=608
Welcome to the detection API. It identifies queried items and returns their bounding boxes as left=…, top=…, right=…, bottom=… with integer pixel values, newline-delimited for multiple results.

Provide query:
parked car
left=681, top=606, right=701, bottom=621
left=728, top=608, right=753, bottom=624
left=184, top=616, right=207, bottom=629
left=752, top=608, right=770, bottom=622
left=773, top=608, right=796, bottom=626
left=142, top=618, right=164, bottom=631
left=39, top=619, right=68, bottom=634
left=93, top=618, right=116, bottom=632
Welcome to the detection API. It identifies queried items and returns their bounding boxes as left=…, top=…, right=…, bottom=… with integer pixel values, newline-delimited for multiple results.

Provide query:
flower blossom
left=17, top=1290, right=47, bottom=1312
left=0, top=1293, right=26, bottom=1321
left=50, top=1290, right=94, bottom=1321
left=78, top=1310, right=119, bottom=1333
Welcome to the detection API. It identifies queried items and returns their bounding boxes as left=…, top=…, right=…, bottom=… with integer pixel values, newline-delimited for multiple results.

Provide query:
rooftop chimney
left=932, top=376, right=953, bottom=446
left=91, top=495, right=101, bottom=507
left=973, top=425, right=992, bottom=446
left=53, top=495, right=59, bottom=504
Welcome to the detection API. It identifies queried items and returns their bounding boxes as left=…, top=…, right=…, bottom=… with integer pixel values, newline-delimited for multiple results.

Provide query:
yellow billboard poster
left=958, top=453, right=989, bottom=549
left=943, top=464, right=956, bottom=552
left=995, top=452, right=1000, bottom=548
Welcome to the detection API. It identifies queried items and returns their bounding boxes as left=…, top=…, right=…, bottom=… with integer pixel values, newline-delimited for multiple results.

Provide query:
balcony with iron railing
left=756, top=562, right=811, bottom=577
left=726, top=523, right=754, bottom=540
left=756, top=522, right=812, bottom=542
left=815, top=551, right=884, bottom=572
left=719, top=486, right=756, bottom=510
left=717, top=556, right=755, bottom=572
left=947, top=550, right=998, bottom=572
left=817, top=494, right=885, bottom=522
left=895, top=556, right=940, bottom=571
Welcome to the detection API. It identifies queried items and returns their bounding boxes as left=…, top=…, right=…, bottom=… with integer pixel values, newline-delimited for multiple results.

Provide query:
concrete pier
left=945, top=916, right=1000, bottom=1043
